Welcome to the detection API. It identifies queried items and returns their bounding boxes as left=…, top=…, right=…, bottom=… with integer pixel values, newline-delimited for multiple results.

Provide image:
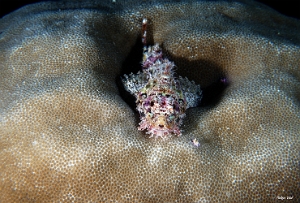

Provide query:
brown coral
left=0, top=0, right=299, bottom=202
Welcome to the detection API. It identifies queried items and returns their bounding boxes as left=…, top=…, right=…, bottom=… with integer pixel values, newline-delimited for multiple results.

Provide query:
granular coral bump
left=122, top=19, right=202, bottom=138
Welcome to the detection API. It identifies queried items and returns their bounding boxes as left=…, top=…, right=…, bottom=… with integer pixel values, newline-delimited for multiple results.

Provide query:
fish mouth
left=149, top=128, right=171, bottom=137
left=140, top=114, right=180, bottom=137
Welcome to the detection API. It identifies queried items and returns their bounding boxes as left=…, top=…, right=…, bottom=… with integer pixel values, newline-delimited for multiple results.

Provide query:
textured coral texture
left=0, top=0, right=299, bottom=202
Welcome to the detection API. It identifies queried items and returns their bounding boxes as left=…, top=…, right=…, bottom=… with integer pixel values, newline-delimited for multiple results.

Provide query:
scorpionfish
left=122, top=19, right=202, bottom=138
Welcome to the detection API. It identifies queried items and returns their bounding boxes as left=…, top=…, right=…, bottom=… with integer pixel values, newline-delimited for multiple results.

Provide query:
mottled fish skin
left=122, top=43, right=202, bottom=138
left=122, top=71, right=148, bottom=95
left=178, top=76, right=202, bottom=109
left=122, top=18, right=201, bottom=138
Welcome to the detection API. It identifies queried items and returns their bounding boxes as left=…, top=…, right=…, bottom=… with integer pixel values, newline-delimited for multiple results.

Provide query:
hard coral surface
left=0, top=0, right=299, bottom=202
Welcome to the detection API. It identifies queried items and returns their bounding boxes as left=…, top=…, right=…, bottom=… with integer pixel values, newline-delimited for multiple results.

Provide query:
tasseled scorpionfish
left=122, top=19, right=202, bottom=138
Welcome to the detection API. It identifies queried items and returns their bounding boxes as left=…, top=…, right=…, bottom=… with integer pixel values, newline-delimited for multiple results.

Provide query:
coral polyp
left=122, top=19, right=202, bottom=138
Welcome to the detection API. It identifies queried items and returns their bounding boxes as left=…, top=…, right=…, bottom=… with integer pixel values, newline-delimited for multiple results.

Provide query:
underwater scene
left=0, top=0, right=299, bottom=202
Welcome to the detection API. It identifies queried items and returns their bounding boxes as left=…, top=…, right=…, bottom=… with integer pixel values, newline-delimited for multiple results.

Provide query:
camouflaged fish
left=122, top=19, right=202, bottom=138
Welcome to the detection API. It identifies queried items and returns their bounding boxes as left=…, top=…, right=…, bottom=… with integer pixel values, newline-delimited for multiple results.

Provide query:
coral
left=0, top=0, right=299, bottom=202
